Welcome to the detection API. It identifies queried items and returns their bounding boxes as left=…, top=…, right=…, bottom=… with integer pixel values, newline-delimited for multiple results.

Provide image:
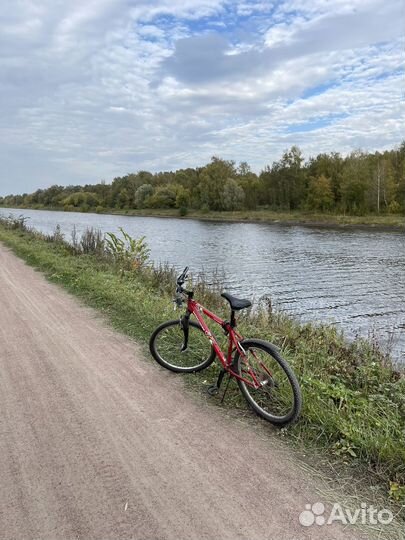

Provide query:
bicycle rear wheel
left=149, top=319, right=216, bottom=373
left=234, top=339, right=302, bottom=426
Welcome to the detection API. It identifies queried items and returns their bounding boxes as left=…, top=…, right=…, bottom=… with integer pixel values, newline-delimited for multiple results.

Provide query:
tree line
left=1, top=144, right=404, bottom=215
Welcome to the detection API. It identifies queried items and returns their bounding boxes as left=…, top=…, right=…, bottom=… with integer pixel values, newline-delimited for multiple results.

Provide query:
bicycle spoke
left=239, top=346, right=296, bottom=419
left=151, top=321, right=215, bottom=371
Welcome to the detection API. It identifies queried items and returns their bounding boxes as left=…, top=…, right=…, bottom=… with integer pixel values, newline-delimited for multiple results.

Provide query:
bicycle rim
left=235, top=340, right=301, bottom=425
left=150, top=320, right=216, bottom=373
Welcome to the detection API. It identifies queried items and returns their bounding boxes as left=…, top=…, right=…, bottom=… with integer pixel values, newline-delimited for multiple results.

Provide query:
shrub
left=0, top=214, right=30, bottom=230
left=388, top=201, right=402, bottom=214
left=105, top=227, right=150, bottom=274
left=80, top=228, right=104, bottom=255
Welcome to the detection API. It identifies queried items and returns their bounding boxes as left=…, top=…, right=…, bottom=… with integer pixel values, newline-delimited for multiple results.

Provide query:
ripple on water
left=2, top=208, right=404, bottom=363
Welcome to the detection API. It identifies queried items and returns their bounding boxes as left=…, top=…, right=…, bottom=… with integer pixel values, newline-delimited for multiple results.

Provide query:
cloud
left=0, top=0, right=403, bottom=195
left=160, top=0, right=403, bottom=85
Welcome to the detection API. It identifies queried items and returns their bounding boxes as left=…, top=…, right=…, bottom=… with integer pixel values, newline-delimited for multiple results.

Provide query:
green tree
left=223, top=179, right=245, bottom=210
left=117, top=188, right=130, bottom=209
left=370, top=156, right=398, bottom=213
left=307, top=152, right=343, bottom=204
left=174, top=169, right=198, bottom=192
left=280, top=145, right=305, bottom=210
left=198, top=157, right=236, bottom=210
left=307, top=175, right=334, bottom=211
left=340, top=152, right=370, bottom=214
left=260, top=146, right=305, bottom=210
left=148, top=186, right=177, bottom=208
left=2, top=144, right=404, bottom=217
left=62, top=192, right=100, bottom=208
left=175, top=186, right=191, bottom=209
left=92, top=181, right=110, bottom=208
left=135, top=184, right=154, bottom=208
left=237, top=162, right=260, bottom=209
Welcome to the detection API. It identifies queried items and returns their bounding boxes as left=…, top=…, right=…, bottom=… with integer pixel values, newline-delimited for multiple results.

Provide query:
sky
left=0, top=0, right=404, bottom=196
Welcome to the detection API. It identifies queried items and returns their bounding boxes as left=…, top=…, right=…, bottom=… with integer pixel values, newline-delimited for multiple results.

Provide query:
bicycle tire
left=234, top=339, right=302, bottom=426
left=149, top=319, right=216, bottom=373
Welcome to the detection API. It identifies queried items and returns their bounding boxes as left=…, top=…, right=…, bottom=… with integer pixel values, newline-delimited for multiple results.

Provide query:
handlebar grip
left=177, top=266, right=189, bottom=283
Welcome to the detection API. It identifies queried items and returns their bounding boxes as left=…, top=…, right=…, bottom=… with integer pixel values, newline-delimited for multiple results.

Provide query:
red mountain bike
left=149, top=267, right=302, bottom=426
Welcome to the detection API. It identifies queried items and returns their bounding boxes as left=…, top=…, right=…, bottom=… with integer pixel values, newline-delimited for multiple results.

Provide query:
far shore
left=1, top=205, right=404, bottom=230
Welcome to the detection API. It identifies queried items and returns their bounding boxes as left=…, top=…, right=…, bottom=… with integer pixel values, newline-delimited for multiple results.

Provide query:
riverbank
left=0, top=238, right=394, bottom=540
left=1, top=205, right=404, bottom=229
left=0, top=216, right=404, bottom=510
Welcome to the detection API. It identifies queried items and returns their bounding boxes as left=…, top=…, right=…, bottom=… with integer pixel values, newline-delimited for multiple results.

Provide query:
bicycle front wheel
left=234, top=339, right=302, bottom=426
left=149, top=319, right=216, bottom=373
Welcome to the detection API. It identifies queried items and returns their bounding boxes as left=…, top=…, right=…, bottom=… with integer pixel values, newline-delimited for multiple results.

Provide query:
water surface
left=2, top=208, right=404, bottom=362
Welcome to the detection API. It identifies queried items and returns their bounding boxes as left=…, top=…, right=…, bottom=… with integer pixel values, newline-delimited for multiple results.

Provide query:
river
left=2, top=208, right=404, bottom=363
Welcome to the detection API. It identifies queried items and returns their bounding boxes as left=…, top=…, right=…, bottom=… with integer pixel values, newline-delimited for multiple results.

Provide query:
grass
left=2, top=204, right=405, bottom=228
left=0, top=216, right=404, bottom=516
left=114, top=207, right=405, bottom=228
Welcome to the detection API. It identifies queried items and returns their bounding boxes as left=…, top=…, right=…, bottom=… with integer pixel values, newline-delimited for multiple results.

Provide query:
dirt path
left=0, top=243, right=366, bottom=540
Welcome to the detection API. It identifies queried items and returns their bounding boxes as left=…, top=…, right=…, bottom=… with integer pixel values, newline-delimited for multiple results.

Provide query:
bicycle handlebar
left=175, top=266, right=194, bottom=299
left=176, top=266, right=189, bottom=286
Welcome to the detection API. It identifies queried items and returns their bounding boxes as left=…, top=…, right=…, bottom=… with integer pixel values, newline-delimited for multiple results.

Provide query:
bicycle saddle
left=221, top=292, right=252, bottom=311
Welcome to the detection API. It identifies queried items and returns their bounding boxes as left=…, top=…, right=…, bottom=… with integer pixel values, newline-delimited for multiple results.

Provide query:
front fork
left=180, top=310, right=191, bottom=351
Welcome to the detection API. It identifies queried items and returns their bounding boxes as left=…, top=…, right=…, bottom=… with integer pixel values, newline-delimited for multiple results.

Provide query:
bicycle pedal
left=207, top=385, right=219, bottom=396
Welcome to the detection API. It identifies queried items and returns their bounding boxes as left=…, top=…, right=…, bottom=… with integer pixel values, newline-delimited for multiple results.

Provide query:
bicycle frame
left=185, top=296, right=265, bottom=389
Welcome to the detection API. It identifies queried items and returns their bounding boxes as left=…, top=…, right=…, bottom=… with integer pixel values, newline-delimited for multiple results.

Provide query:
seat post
left=230, top=310, right=236, bottom=328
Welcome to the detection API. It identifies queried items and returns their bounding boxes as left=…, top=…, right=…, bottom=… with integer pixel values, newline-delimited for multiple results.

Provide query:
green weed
left=0, top=219, right=404, bottom=506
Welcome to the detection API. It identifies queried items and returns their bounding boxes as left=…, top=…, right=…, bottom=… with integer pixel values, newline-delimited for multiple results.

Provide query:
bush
left=47, top=224, right=64, bottom=244
left=388, top=201, right=402, bottom=214
left=148, top=186, right=177, bottom=208
left=135, top=184, right=154, bottom=209
left=0, top=214, right=30, bottom=230
left=80, top=228, right=104, bottom=255
left=105, top=227, right=150, bottom=274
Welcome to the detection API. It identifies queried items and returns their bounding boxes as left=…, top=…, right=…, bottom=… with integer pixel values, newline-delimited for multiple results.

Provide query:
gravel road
left=0, top=243, right=365, bottom=540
